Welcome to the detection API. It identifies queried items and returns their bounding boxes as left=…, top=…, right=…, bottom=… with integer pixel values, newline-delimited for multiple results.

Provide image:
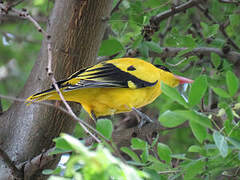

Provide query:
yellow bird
left=26, top=58, right=193, bottom=126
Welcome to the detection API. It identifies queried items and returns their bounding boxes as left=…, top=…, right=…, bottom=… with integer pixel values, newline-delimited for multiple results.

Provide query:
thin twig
left=0, top=147, right=23, bottom=179
left=219, top=0, right=240, bottom=5
left=159, top=16, right=173, bottom=46
left=150, top=0, right=201, bottom=25
left=111, top=0, right=123, bottom=15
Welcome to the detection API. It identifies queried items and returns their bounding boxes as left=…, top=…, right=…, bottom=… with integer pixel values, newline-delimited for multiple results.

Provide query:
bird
left=26, top=58, right=193, bottom=127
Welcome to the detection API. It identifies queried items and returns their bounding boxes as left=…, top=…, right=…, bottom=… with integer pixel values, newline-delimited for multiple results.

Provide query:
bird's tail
left=26, top=87, right=56, bottom=105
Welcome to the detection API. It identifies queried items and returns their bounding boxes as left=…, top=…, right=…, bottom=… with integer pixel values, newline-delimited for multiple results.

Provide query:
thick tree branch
left=0, top=0, right=113, bottom=179
left=0, top=93, right=125, bottom=162
left=23, top=148, right=56, bottom=179
left=0, top=148, right=23, bottom=179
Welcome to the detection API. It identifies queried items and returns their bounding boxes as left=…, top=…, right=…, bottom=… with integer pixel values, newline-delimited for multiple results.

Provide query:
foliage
left=1, top=0, right=240, bottom=179
left=44, top=133, right=147, bottom=180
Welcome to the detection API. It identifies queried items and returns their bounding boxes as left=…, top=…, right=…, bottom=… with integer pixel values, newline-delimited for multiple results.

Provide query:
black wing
left=57, top=62, right=158, bottom=91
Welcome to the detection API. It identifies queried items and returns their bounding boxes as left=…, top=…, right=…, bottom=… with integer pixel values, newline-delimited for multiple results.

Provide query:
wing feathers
left=55, top=62, right=157, bottom=91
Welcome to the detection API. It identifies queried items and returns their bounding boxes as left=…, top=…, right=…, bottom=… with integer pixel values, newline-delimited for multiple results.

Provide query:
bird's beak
left=174, top=75, right=194, bottom=84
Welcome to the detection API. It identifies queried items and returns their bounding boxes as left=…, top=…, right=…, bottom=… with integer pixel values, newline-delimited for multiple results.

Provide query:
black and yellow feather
left=26, top=58, right=180, bottom=118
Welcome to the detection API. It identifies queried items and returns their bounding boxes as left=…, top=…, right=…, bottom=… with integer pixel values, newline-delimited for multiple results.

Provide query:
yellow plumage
left=26, top=58, right=192, bottom=120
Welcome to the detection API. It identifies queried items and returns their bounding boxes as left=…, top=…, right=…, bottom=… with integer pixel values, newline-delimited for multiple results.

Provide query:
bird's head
left=155, top=65, right=193, bottom=87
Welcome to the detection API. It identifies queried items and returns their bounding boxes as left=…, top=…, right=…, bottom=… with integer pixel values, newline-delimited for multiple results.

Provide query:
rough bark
left=0, top=0, right=112, bottom=179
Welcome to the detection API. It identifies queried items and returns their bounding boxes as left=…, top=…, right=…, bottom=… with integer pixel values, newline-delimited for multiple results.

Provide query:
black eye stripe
left=154, top=64, right=171, bottom=72
left=127, top=65, right=136, bottom=71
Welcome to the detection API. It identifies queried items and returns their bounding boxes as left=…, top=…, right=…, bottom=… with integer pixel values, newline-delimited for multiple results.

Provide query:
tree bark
left=0, top=0, right=112, bottom=179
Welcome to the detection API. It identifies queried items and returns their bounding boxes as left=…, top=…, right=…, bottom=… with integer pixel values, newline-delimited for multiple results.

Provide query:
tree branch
left=218, top=0, right=240, bottom=5
left=0, top=93, right=125, bottom=162
left=112, top=116, right=188, bottom=150
left=23, top=147, right=56, bottom=179
left=142, top=0, right=202, bottom=40
left=0, top=147, right=23, bottom=179
left=150, top=0, right=201, bottom=26
left=196, top=4, right=240, bottom=51
left=149, top=47, right=240, bottom=63
left=0, top=0, right=114, bottom=179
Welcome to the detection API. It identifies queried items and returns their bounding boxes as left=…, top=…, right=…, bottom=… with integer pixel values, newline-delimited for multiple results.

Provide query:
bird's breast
left=78, top=82, right=161, bottom=117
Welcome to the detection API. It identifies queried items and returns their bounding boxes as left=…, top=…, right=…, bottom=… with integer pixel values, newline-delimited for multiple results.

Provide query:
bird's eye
left=154, top=64, right=171, bottom=72
left=127, top=65, right=136, bottom=71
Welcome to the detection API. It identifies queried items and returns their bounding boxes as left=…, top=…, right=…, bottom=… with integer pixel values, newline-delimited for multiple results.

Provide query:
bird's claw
left=137, top=113, right=154, bottom=128
left=132, top=107, right=154, bottom=128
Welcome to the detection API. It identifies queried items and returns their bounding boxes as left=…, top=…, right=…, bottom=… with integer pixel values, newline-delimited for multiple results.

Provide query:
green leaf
left=180, top=35, right=196, bottom=48
left=229, top=14, right=240, bottom=27
left=132, top=36, right=143, bottom=49
left=120, top=147, right=141, bottom=163
left=212, top=87, right=230, bottom=98
left=34, top=0, right=45, bottom=6
left=201, top=22, right=219, bottom=38
left=140, top=148, right=149, bottom=163
left=60, top=133, right=88, bottom=154
left=144, top=41, right=163, bottom=53
left=158, top=110, right=187, bottom=128
left=184, top=160, right=205, bottom=180
left=98, top=38, right=123, bottom=56
left=42, top=167, right=61, bottom=175
left=189, top=75, right=207, bottom=107
left=96, top=119, right=113, bottom=139
left=138, top=42, right=149, bottom=57
left=213, top=131, right=228, bottom=158
left=225, top=107, right=233, bottom=122
left=161, top=82, right=189, bottom=108
left=73, top=123, right=86, bottom=138
left=171, top=154, right=187, bottom=160
left=189, top=121, right=207, bottom=143
left=211, top=53, right=221, bottom=68
left=53, top=137, right=73, bottom=151
left=226, top=71, right=239, bottom=96
left=177, top=110, right=212, bottom=129
left=188, top=145, right=202, bottom=153
left=226, top=137, right=240, bottom=150
left=157, top=143, right=172, bottom=164
left=131, top=138, right=147, bottom=150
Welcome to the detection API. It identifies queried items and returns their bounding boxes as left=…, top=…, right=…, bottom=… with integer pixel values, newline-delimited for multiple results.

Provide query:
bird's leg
left=132, top=107, right=154, bottom=128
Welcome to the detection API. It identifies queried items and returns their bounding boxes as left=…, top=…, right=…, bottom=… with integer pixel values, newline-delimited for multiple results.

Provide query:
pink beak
left=174, top=75, right=194, bottom=84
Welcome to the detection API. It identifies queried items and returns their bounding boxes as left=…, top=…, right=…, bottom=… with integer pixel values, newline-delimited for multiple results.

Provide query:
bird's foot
left=132, top=108, right=154, bottom=128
